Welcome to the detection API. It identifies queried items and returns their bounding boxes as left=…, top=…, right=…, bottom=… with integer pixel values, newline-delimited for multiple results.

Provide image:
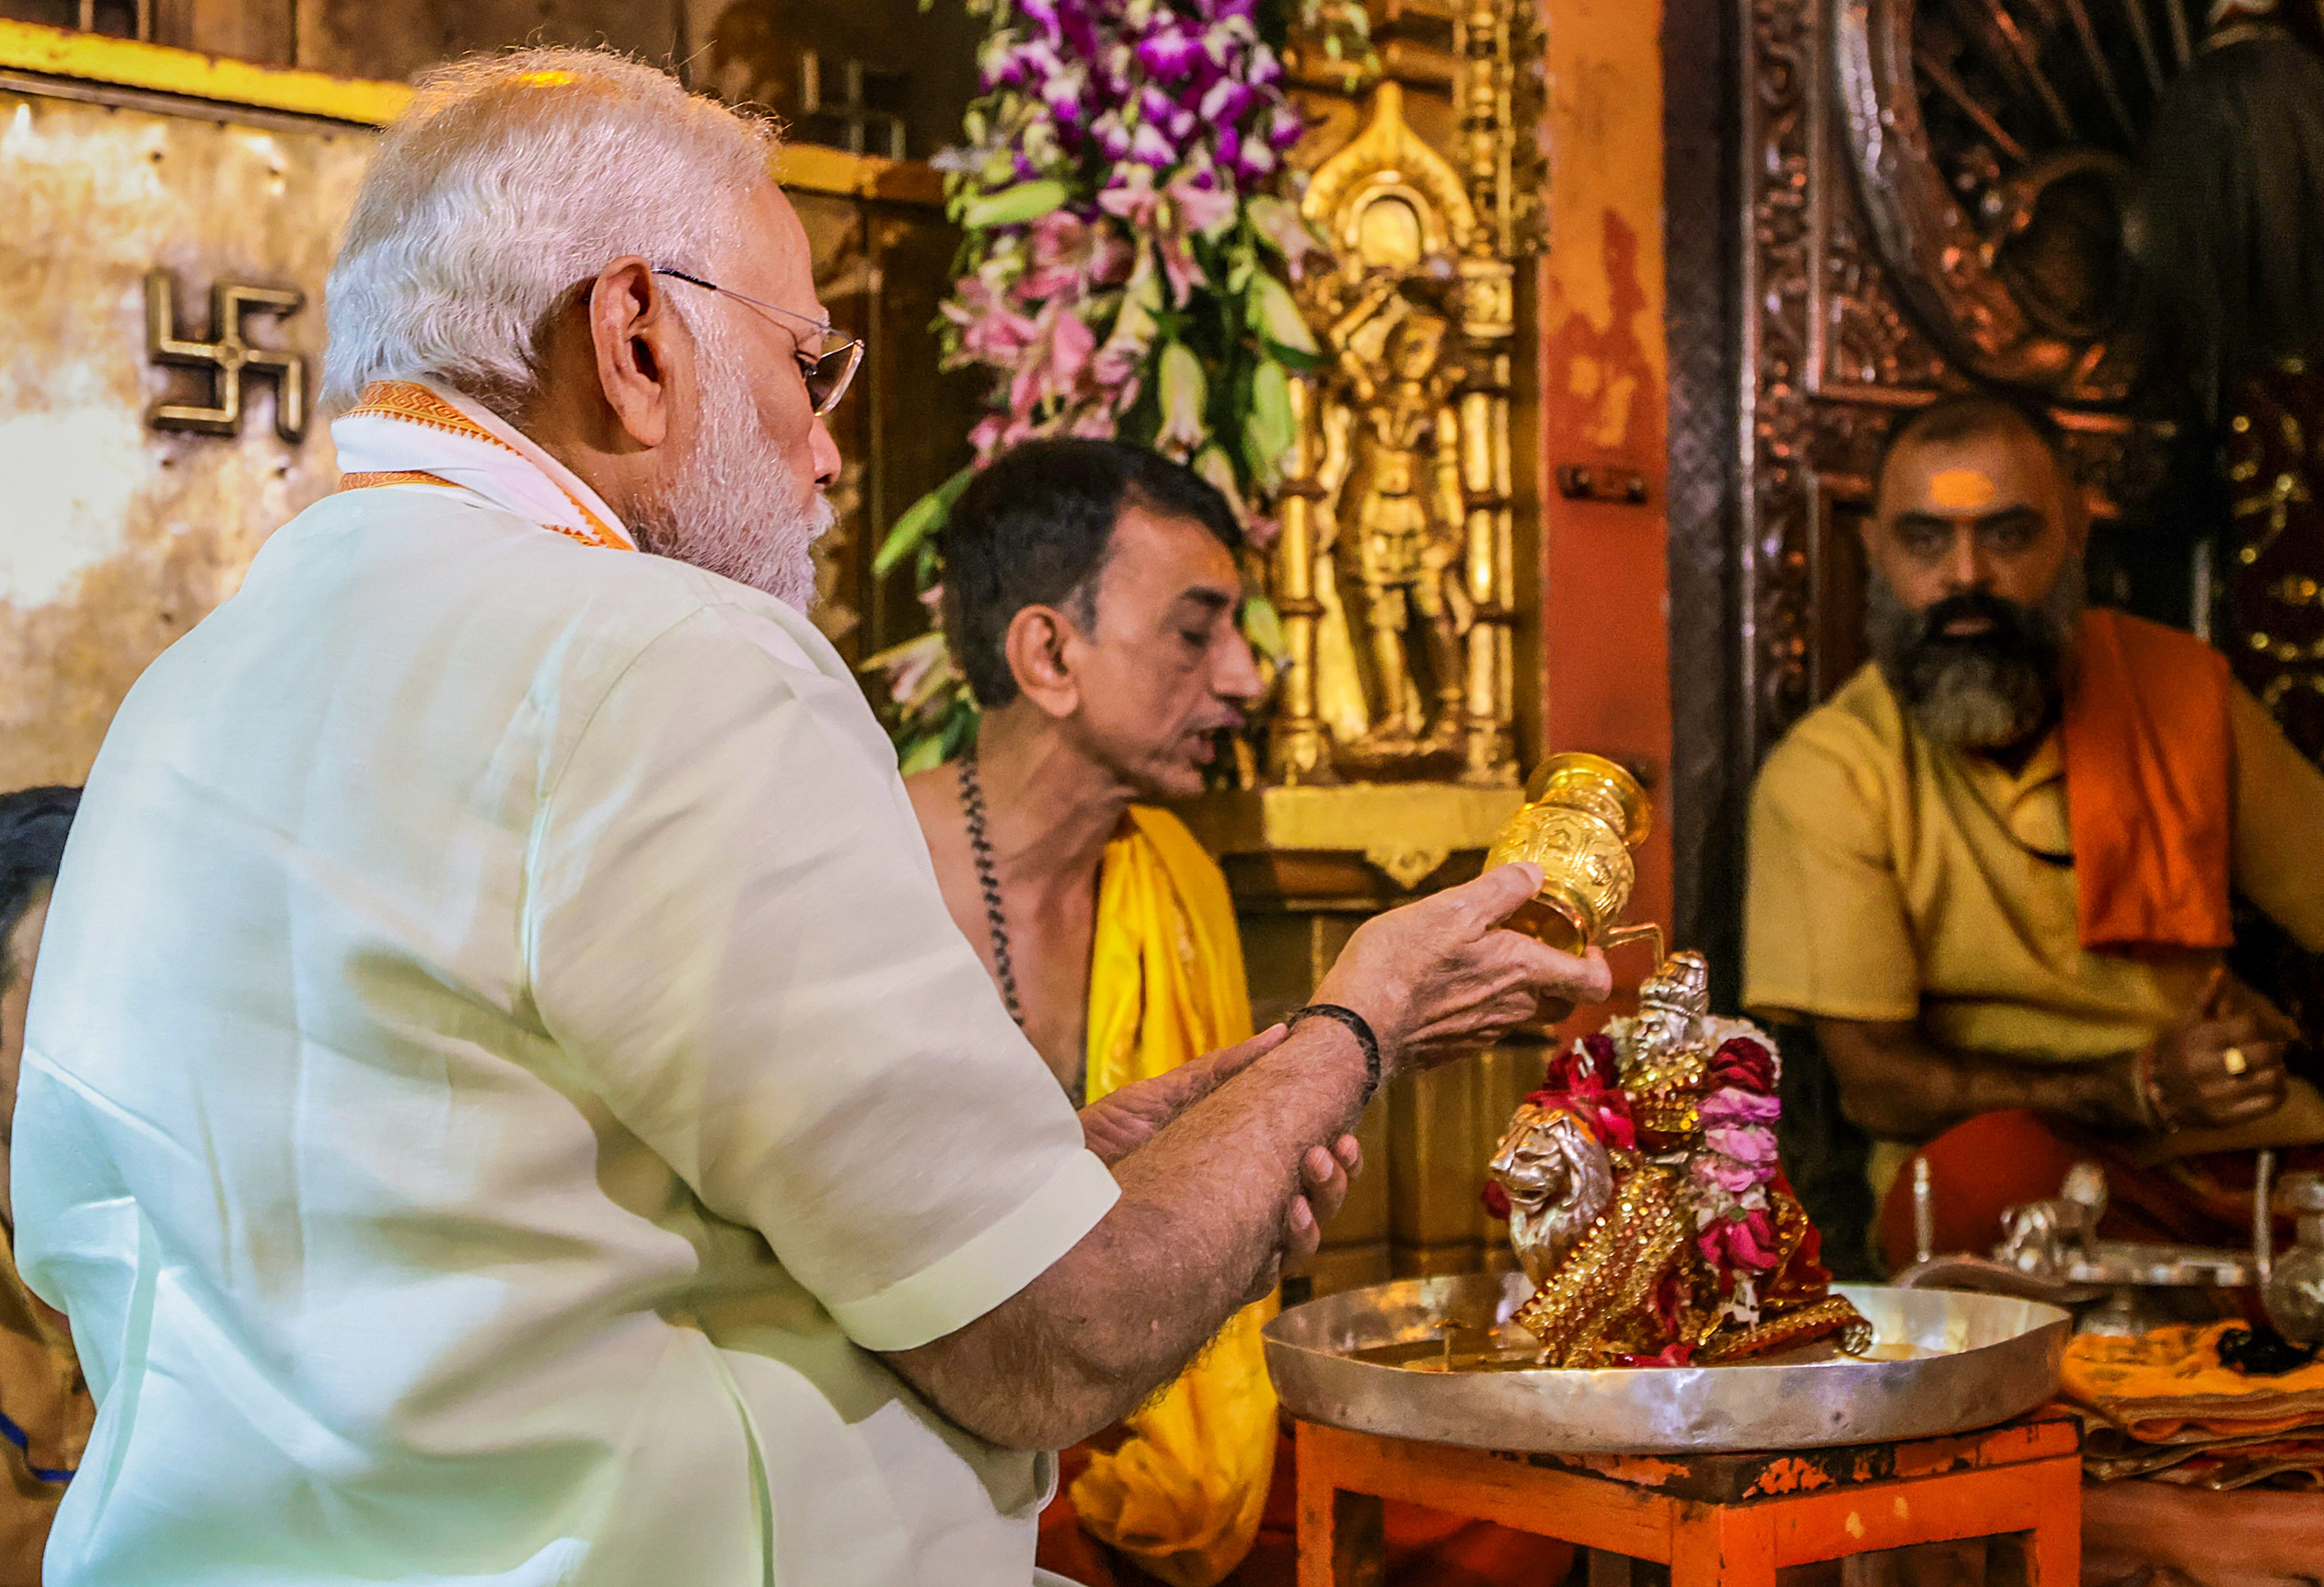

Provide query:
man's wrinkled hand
left=1077, top=1024, right=1287, bottom=1167
left=1312, top=863, right=1612, bottom=1076
left=1249, top=1133, right=1362, bottom=1305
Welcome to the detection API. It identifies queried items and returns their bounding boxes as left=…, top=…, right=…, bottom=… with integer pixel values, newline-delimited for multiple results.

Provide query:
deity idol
left=1485, top=951, right=1873, bottom=1368
left=1322, top=284, right=1472, bottom=757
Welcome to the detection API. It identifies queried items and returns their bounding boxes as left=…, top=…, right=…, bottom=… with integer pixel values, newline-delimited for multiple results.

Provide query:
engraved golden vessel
left=1484, top=752, right=1659, bottom=961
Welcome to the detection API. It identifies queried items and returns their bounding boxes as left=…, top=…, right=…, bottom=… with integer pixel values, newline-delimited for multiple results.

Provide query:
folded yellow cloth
left=2064, top=1323, right=2324, bottom=1491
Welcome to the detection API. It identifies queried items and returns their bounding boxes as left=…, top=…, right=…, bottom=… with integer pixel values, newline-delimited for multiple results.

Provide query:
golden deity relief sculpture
left=1320, top=282, right=1472, bottom=759
left=1269, top=80, right=1520, bottom=789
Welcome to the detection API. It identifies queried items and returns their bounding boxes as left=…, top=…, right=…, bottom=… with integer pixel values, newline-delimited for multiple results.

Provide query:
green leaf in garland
left=1243, top=358, right=1297, bottom=491
left=1246, top=273, right=1318, bottom=356
left=1155, top=340, right=1209, bottom=457
left=899, top=732, right=953, bottom=776
left=956, top=178, right=1071, bottom=231
left=1239, top=591, right=1288, bottom=664
left=875, top=463, right=975, bottom=579
left=1193, top=444, right=1252, bottom=523
left=1264, top=339, right=1324, bottom=373
left=1095, top=247, right=1164, bottom=373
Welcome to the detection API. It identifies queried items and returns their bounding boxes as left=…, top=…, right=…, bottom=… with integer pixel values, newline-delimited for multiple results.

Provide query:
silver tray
left=2064, top=1241, right=2251, bottom=1288
left=1264, top=1273, right=2070, bottom=1454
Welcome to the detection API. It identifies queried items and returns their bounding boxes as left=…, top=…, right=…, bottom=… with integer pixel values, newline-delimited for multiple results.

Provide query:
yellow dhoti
left=1064, top=806, right=1276, bottom=1587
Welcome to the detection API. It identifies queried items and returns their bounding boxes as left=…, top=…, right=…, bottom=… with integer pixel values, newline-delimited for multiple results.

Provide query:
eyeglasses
left=652, top=267, right=864, bottom=417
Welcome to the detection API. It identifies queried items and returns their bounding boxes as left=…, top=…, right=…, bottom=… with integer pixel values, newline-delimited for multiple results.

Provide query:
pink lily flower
left=946, top=276, right=1041, bottom=367
left=1247, top=195, right=1326, bottom=278
left=1099, top=170, right=1219, bottom=302
left=968, top=412, right=1008, bottom=459
left=1171, top=170, right=1237, bottom=237
left=1008, top=300, right=1098, bottom=416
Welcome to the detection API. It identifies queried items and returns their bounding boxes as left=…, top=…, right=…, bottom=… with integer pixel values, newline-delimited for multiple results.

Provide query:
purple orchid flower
left=1127, top=122, right=1177, bottom=167
left=1040, top=77, right=1089, bottom=125
left=1091, top=109, right=1132, bottom=160
left=1201, top=77, right=1254, bottom=126
left=1134, top=24, right=1205, bottom=80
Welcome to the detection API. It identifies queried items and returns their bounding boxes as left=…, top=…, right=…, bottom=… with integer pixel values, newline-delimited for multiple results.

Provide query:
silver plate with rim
left=1264, top=1274, right=2071, bottom=1454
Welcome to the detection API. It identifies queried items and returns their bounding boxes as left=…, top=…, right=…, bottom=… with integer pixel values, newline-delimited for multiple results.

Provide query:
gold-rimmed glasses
left=652, top=266, right=864, bottom=416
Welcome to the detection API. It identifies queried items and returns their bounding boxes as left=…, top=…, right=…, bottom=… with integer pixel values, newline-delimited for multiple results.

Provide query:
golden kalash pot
left=1484, top=753, right=1661, bottom=1013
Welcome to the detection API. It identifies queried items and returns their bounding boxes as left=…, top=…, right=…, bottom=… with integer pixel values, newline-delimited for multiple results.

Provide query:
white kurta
left=14, top=415, right=1117, bottom=1586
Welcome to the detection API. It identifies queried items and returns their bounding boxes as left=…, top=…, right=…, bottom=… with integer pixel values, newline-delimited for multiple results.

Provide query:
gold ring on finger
left=2223, top=1046, right=2250, bottom=1078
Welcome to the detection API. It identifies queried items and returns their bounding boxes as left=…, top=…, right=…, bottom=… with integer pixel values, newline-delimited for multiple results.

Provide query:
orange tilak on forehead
left=1926, top=468, right=1999, bottom=514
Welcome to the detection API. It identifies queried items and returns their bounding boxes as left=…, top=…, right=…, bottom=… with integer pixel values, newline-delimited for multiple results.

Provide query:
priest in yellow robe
left=905, top=438, right=1319, bottom=1587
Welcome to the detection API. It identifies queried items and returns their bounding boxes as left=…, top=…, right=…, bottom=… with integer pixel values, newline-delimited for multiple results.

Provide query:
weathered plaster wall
left=1537, top=0, right=1672, bottom=946
left=0, top=90, right=370, bottom=788
left=0, top=58, right=963, bottom=788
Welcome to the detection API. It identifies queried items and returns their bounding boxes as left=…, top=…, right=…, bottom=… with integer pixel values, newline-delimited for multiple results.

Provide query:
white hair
left=322, top=48, right=779, bottom=413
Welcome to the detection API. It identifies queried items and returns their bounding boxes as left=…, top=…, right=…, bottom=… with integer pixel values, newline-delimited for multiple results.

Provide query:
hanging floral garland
left=863, top=0, right=1369, bottom=771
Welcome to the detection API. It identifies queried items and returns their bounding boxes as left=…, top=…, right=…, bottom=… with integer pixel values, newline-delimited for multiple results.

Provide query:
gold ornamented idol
left=1485, top=952, right=1873, bottom=1369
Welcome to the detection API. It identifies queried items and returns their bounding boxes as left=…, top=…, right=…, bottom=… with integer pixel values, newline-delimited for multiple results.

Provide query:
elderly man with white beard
left=10, top=49, right=1608, bottom=1587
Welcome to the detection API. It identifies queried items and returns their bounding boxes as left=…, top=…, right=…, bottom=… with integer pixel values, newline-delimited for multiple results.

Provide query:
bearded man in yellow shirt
left=1745, top=395, right=2324, bottom=1271
left=905, top=440, right=1304, bottom=1587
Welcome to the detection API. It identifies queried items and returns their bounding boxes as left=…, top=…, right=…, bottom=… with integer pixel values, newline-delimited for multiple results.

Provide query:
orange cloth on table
left=2065, top=1323, right=2324, bottom=1433
left=2069, top=1325, right=2324, bottom=1575
left=2064, top=1320, right=2324, bottom=1422
left=1046, top=806, right=1277, bottom=1587
left=2064, top=1324, right=2324, bottom=1492
left=2060, top=609, right=2236, bottom=952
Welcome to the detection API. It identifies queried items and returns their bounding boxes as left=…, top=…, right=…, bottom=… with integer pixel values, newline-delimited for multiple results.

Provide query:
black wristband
left=1286, top=1003, right=1383, bottom=1106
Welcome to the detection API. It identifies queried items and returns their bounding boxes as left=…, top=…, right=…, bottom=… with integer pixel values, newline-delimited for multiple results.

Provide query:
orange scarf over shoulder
left=2060, top=609, right=2235, bottom=952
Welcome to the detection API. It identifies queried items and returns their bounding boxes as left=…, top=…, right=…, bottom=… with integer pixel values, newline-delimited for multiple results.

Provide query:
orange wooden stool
left=1295, top=1413, right=2082, bottom=1587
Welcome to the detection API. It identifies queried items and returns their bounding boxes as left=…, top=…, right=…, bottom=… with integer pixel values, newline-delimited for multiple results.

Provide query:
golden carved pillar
left=1189, top=3, right=1546, bottom=1293
left=1269, top=372, right=1335, bottom=785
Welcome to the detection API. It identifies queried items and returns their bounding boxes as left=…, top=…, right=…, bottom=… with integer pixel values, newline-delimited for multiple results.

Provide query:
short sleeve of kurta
left=2228, top=684, right=2324, bottom=953
left=1744, top=718, right=1922, bottom=1025
left=524, top=603, right=1117, bottom=1353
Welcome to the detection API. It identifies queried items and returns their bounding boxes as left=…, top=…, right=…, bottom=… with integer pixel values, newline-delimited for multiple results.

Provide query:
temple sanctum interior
left=1, top=2, right=2323, bottom=1585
